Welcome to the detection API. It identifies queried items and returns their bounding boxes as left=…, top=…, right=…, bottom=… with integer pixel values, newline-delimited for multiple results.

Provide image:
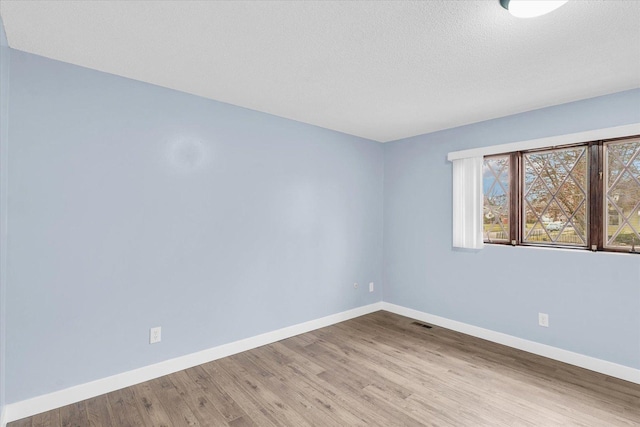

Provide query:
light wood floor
left=9, top=311, right=640, bottom=426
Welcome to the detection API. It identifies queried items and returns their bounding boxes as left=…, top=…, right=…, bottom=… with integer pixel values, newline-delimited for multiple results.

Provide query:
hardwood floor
left=9, top=311, right=640, bottom=426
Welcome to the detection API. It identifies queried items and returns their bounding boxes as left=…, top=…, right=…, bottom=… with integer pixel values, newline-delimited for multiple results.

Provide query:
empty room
left=1, top=1, right=639, bottom=426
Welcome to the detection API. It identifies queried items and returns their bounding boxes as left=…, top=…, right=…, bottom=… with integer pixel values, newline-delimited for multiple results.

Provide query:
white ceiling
left=0, top=1, right=639, bottom=142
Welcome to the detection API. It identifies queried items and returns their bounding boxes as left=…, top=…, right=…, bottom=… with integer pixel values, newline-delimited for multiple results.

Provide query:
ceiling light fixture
left=500, top=0, right=568, bottom=18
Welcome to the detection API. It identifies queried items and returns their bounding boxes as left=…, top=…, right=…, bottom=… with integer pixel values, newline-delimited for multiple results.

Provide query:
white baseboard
left=381, top=302, right=640, bottom=385
left=3, top=302, right=383, bottom=424
left=5, top=300, right=638, bottom=426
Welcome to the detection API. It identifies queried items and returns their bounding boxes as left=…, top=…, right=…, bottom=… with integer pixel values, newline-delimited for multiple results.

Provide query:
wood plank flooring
left=9, top=311, right=640, bottom=426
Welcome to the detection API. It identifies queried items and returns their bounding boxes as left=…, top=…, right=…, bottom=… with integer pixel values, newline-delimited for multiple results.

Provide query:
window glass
left=483, top=156, right=509, bottom=242
left=604, top=138, right=640, bottom=248
left=523, top=146, right=588, bottom=246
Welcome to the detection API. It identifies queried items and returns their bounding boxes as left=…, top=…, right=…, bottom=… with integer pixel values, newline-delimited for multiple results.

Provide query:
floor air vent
left=411, top=321, right=433, bottom=329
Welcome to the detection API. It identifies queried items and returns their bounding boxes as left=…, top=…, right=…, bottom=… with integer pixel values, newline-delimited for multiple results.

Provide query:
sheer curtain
left=451, top=156, right=484, bottom=249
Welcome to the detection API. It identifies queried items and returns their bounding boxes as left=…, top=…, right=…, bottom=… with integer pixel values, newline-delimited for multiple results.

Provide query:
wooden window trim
left=510, top=152, right=519, bottom=245
left=588, top=141, right=602, bottom=251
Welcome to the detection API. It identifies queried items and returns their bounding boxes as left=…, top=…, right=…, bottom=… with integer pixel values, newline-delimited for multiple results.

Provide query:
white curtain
left=452, top=156, right=484, bottom=249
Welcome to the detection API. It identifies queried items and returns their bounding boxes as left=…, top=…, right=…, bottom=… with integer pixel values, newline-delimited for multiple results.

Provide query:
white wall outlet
left=150, top=326, right=162, bottom=344
left=369, top=282, right=374, bottom=292
left=538, top=313, right=549, bottom=327
left=353, top=282, right=359, bottom=289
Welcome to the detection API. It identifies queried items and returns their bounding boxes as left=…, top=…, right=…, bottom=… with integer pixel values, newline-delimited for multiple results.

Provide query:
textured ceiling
left=1, top=0, right=639, bottom=142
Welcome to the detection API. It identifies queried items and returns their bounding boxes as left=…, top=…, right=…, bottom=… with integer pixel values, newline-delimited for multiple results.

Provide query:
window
left=523, top=146, right=588, bottom=247
left=482, top=135, right=640, bottom=252
left=483, top=155, right=510, bottom=243
left=604, top=138, right=640, bottom=249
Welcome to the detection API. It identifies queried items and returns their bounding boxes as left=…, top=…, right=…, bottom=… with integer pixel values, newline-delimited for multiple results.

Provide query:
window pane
left=483, top=156, right=509, bottom=242
left=522, top=146, right=588, bottom=246
left=604, top=138, right=640, bottom=249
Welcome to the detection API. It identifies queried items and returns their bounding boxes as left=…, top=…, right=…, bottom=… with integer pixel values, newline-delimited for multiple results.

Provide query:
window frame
left=482, top=134, right=640, bottom=254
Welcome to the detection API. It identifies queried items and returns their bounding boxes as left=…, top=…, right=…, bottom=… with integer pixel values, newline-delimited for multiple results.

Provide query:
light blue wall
left=6, top=49, right=383, bottom=402
left=0, top=16, right=8, bottom=421
left=383, top=89, right=640, bottom=369
left=3, top=34, right=639, bottom=406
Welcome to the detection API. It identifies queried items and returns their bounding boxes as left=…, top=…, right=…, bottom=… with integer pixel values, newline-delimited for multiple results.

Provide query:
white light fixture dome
left=500, top=0, right=568, bottom=18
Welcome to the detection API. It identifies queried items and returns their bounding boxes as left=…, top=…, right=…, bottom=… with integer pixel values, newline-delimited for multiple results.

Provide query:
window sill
left=483, top=242, right=640, bottom=256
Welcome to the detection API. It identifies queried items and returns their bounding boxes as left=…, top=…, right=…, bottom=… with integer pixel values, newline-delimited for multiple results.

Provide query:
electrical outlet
left=150, top=326, right=162, bottom=344
left=538, top=313, right=549, bottom=327
left=353, top=282, right=359, bottom=289
left=369, top=282, right=374, bottom=292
